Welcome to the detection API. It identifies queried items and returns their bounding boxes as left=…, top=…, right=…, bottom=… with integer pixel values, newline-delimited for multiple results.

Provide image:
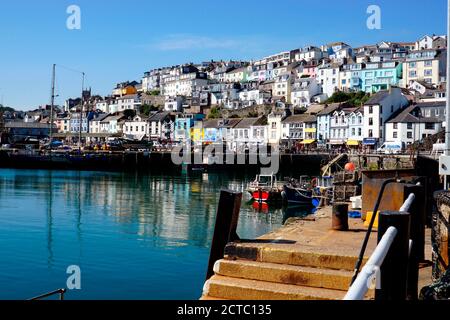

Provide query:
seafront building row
left=1, top=34, right=448, bottom=150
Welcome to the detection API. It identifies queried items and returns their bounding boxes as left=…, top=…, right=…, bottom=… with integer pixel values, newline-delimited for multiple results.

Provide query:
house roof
left=387, top=105, right=441, bottom=123
left=411, top=80, right=435, bottom=90
left=203, top=119, right=221, bottom=128
left=317, top=103, right=350, bottom=116
left=149, top=111, right=171, bottom=122
left=415, top=101, right=446, bottom=108
left=220, top=118, right=242, bottom=128
left=282, top=114, right=317, bottom=124
left=101, top=115, right=125, bottom=123
left=305, top=104, right=325, bottom=115
left=234, top=117, right=266, bottom=128
left=365, top=90, right=391, bottom=105
left=92, top=113, right=110, bottom=122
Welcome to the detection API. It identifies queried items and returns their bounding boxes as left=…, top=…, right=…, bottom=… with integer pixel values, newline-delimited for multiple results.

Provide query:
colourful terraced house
left=361, top=61, right=403, bottom=93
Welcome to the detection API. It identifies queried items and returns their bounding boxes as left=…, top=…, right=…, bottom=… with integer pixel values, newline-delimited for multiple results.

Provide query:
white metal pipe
left=399, top=194, right=415, bottom=213
left=344, top=227, right=398, bottom=300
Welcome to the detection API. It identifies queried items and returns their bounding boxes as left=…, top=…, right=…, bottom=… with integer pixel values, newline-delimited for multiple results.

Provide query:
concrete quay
left=202, top=207, right=432, bottom=300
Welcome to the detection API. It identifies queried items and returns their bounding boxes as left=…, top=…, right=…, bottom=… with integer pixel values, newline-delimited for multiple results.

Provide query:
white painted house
left=317, top=63, right=341, bottom=98
left=290, top=78, right=321, bottom=108
left=363, top=88, right=409, bottom=147
left=116, top=94, right=141, bottom=112
left=123, top=114, right=150, bottom=140
left=385, top=105, right=443, bottom=146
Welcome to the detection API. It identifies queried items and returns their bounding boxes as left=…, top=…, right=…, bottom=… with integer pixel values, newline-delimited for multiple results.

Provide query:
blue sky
left=0, top=0, right=447, bottom=110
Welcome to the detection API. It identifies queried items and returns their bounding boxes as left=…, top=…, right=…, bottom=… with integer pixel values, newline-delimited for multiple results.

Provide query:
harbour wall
left=0, top=150, right=330, bottom=176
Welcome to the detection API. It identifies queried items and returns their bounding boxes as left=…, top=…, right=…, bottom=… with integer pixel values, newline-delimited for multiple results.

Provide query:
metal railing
left=344, top=226, right=398, bottom=300
left=345, top=193, right=416, bottom=300
left=400, top=193, right=415, bottom=212
left=28, top=288, right=66, bottom=301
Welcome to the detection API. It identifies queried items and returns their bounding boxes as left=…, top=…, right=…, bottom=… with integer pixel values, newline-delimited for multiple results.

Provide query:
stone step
left=214, top=259, right=354, bottom=291
left=225, top=242, right=366, bottom=271
left=204, top=275, right=348, bottom=300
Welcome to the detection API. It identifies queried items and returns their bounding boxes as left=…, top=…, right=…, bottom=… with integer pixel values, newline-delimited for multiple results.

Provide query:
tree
left=0, top=105, right=15, bottom=113
left=140, top=104, right=158, bottom=116
left=324, top=91, right=370, bottom=107
left=146, top=90, right=160, bottom=96
left=123, top=109, right=136, bottom=119
left=208, top=106, right=221, bottom=119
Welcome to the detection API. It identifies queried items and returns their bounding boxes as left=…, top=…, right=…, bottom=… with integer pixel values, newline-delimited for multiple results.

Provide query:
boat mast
left=78, top=72, right=85, bottom=152
left=49, top=64, right=56, bottom=147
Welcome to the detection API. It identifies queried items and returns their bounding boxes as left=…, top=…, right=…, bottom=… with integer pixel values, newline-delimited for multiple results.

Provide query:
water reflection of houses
left=5, top=171, right=282, bottom=251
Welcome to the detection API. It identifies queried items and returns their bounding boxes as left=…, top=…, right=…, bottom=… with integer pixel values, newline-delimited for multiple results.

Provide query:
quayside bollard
left=205, top=190, right=242, bottom=281
left=332, top=203, right=349, bottom=231
left=376, top=210, right=411, bottom=301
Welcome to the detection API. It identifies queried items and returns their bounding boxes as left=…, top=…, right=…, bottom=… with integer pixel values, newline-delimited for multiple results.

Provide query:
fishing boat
left=282, top=177, right=315, bottom=205
left=247, top=174, right=283, bottom=202
left=281, top=176, right=333, bottom=206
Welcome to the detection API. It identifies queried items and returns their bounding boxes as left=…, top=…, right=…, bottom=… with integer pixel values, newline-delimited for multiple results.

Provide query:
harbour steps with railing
left=201, top=211, right=376, bottom=300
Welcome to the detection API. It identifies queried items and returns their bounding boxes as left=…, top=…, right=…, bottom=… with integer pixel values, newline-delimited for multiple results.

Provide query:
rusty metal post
left=403, top=184, right=425, bottom=300
left=376, top=211, right=411, bottom=301
left=332, top=203, right=349, bottom=231
left=205, top=189, right=242, bottom=280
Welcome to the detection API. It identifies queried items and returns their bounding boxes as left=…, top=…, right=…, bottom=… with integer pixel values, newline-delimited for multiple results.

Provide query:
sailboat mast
left=49, top=64, right=56, bottom=146
left=79, top=72, right=85, bottom=151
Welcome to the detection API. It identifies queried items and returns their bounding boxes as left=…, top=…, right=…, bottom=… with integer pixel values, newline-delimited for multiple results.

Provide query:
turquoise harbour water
left=0, top=169, right=312, bottom=300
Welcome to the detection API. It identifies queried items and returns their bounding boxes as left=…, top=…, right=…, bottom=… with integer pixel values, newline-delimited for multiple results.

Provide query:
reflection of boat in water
left=247, top=174, right=283, bottom=202
left=252, top=201, right=269, bottom=213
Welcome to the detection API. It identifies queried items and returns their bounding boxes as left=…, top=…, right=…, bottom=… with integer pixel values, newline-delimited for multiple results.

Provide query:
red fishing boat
left=247, top=174, right=283, bottom=202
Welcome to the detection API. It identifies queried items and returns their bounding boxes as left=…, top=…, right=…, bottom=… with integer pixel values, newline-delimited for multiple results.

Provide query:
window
left=424, top=69, right=433, bottom=76
left=407, top=132, right=413, bottom=139
left=409, top=62, right=417, bottom=68
left=393, top=123, right=398, bottom=129
left=424, top=60, right=433, bottom=67
left=369, top=106, right=373, bottom=114
left=358, top=128, right=362, bottom=136
left=369, top=118, right=373, bottom=126
left=271, top=122, right=277, bottom=129
left=425, top=123, right=435, bottom=130
left=369, top=129, right=373, bottom=138
left=407, top=123, right=413, bottom=130
left=393, top=132, right=398, bottom=139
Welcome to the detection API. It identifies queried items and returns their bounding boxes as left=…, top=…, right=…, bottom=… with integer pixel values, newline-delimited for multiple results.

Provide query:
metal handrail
left=346, top=193, right=416, bottom=300
left=400, top=194, right=415, bottom=212
left=344, top=226, right=398, bottom=300
left=350, top=178, right=400, bottom=284
left=28, top=288, right=66, bottom=301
